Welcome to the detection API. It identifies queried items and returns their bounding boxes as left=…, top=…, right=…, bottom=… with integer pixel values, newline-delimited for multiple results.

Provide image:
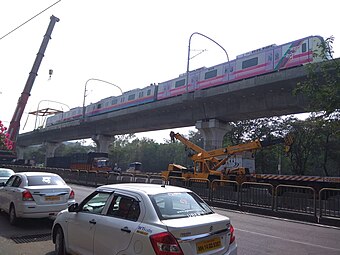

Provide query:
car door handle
left=121, top=226, right=131, bottom=233
left=89, top=219, right=96, bottom=224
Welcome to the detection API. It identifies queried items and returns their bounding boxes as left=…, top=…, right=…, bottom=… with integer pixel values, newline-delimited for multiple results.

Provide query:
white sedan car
left=0, top=172, right=75, bottom=225
left=0, top=167, right=15, bottom=184
left=52, top=183, right=237, bottom=255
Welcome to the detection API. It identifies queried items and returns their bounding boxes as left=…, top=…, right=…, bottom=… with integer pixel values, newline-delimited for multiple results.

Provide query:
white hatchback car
left=0, top=172, right=75, bottom=225
left=52, top=183, right=237, bottom=255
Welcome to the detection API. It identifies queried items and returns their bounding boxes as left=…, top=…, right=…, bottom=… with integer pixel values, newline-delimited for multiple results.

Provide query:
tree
left=291, top=36, right=340, bottom=176
left=109, top=134, right=187, bottom=172
left=286, top=115, right=340, bottom=176
left=225, top=117, right=295, bottom=174
left=294, top=36, right=340, bottom=118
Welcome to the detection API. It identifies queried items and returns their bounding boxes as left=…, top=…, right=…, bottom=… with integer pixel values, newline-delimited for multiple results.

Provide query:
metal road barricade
left=188, top=178, right=210, bottom=200
left=50, top=167, right=63, bottom=176
left=96, top=171, right=109, bottom=186
left=61, top=169, right=72, bottom=182
left=87, top=171, right=97, bottom=186
left=107, top=172, right=120, bottom=184
left=78, top=170, right=88, bottom=185
left=275, top=184, right=316, bottom=216
left=69, top=169, right=80, bottom=184
left=120, top=173, right=134, bottom=183
left=134, top=174, right=149, bottom=183
left=149, top=175, right=165, bottom=184
left=210, top=180, right=239, bottom=205
left=319, top=188, right=340, bottom=219
left=240, top=182, right=274, bottom=210
left=7, top=164, right=339, bottom=225
left=168, top=177, right=187, bottom=187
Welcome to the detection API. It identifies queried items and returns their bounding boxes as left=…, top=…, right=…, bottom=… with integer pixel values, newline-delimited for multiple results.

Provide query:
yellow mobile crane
left=163, top=131, right=293, bottom=183
left=163, top=132, right=340, bottom=190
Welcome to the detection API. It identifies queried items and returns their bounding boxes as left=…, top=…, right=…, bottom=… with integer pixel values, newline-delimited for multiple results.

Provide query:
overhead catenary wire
left=0, top=0, right=61, bottom=41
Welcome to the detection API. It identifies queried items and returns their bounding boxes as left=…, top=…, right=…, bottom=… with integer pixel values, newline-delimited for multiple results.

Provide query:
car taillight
left=229, top=224, right=235, bottom=244
left=22, top=190, right=34, bottom=201
left=150, top=232, right=184, bottom=255
left=69, top=190, right=75, bottom=200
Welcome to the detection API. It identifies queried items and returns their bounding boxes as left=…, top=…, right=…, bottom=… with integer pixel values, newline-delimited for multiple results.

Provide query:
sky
left=0, top=0, right=339, bottom=144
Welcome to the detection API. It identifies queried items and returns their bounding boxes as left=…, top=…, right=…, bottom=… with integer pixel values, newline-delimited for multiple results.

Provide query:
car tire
left=55, top=227, right=66, bottom=255
left=9, top=204, right=18, bottom=225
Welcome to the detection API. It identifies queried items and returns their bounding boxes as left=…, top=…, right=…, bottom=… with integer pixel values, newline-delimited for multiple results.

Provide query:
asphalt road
left=0, top=184, right=339, bottom=255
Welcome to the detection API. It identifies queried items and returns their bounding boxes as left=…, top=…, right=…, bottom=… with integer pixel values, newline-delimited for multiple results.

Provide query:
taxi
left=52, top=183, right=237, bottom=255
left=0, top=172, right=75, bottom=225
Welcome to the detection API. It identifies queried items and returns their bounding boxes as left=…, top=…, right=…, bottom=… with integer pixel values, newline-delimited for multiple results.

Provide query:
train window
left=302, top=43, right=307, bottom=53
left=128, top=94, right=135, bottom=101
left=139, top=92, right=143, bottom=98
left=242, top=57, right=258, bottom=69
left=105, top=102, right=109, bottom=107
left=225, top=66, right=233, bottom=73
left=97, top=104, right=101, bottom=109
left=275, top=52, right=280, bottom=60
left=121, top=97, right=125, bottom=103
left=204, top=69, right=217, bottom=80
left=147, top=89, right=151, bottom=96
left=175, top=79, right=185, bottom=88
left=112, top=99, right=118, bottom=105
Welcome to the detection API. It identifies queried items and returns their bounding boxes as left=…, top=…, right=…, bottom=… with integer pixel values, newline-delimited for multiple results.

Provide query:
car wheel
left=55, top=227, right=66, bottom=255
left=9, top=204, right=18, bottom=225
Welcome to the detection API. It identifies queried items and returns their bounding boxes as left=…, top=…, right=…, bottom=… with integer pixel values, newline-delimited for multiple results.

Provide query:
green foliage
left=109, top=135, right=188, bottom=172
left=55, top=142, right=95, bottom=156
left=287, top=116, right=340, bottom=176
left=294, top=36, right=340, bottom=117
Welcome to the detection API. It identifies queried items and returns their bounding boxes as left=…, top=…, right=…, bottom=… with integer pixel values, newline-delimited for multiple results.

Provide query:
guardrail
left=5, top=165, right=340, bottom=226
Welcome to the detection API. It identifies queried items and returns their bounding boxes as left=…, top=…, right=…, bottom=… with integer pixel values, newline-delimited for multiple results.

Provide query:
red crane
left=1, top=15, right=59, bottom=162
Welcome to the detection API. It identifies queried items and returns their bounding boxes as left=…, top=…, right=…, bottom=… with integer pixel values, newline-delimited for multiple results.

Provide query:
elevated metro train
left=46, top=35, right=326, bottom=127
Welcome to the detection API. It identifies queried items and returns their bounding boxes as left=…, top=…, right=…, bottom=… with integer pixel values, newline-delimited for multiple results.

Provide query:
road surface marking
left=236, top=228, right=340, bottom=252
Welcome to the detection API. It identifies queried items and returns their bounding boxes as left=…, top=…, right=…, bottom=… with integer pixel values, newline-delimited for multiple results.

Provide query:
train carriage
left=45, top=35, right=328, bottom=127
left=234, top=45, right=275, bottom=80
left=196, top=62, right=229, bottom=90
left=46, top=112, right=63, bottom=127
left=64, top=107, right=82, bottom=121
left=274, top=36, right=324, bottom=70
left=85, top=84, right=157, bottom=117
left=157, top=67, right=206, bottom=99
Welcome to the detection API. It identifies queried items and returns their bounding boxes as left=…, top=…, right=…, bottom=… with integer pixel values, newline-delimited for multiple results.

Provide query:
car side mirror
left=68, top=203, right=79, bottom=212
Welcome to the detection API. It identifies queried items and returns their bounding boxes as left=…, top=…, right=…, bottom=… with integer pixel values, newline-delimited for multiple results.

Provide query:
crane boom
left=7, top=15, right=59, bottom=149
left=163, top=131, right=294, bottom=181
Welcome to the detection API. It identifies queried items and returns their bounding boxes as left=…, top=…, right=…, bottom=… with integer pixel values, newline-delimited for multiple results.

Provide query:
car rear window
left=149, top=192, right=213, bottom=220
left=0, top=170, right=13, bottom=177
left=27, top=175, right=66, bottom=186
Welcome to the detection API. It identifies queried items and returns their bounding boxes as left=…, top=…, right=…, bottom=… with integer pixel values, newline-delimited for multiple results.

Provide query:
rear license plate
left=45, top=196, right=60, bottom=201
left=196, top=237, right=222, bottom=254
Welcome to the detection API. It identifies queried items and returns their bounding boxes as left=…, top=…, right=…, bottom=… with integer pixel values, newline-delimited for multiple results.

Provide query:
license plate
left=196, top=237, right=222, bottom=254
left=45, top=196, right=60, bottom=201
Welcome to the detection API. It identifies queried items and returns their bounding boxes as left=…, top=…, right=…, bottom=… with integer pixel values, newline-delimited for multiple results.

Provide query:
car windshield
left=0, top=170, right=13, bottom=177
left=149, top=192, right=213, bottom=220
left=27, top=175, right=66, bottom=186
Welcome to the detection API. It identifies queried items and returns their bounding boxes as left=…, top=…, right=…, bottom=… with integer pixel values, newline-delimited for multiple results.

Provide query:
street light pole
left=186, top=32, right=230, bottom=92
left=82, top=78, right=123, bottom=119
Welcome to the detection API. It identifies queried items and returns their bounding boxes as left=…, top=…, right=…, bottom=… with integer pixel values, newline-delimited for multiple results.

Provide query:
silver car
left=52, top=183, right=237, bottom=255
left=0, top=168, right=14, bottom=184
left=0, top=172, right=75, bottom=225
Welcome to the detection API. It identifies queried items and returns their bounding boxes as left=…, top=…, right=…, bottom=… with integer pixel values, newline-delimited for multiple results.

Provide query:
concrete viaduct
left=16, top=64, right=315, bottom=158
